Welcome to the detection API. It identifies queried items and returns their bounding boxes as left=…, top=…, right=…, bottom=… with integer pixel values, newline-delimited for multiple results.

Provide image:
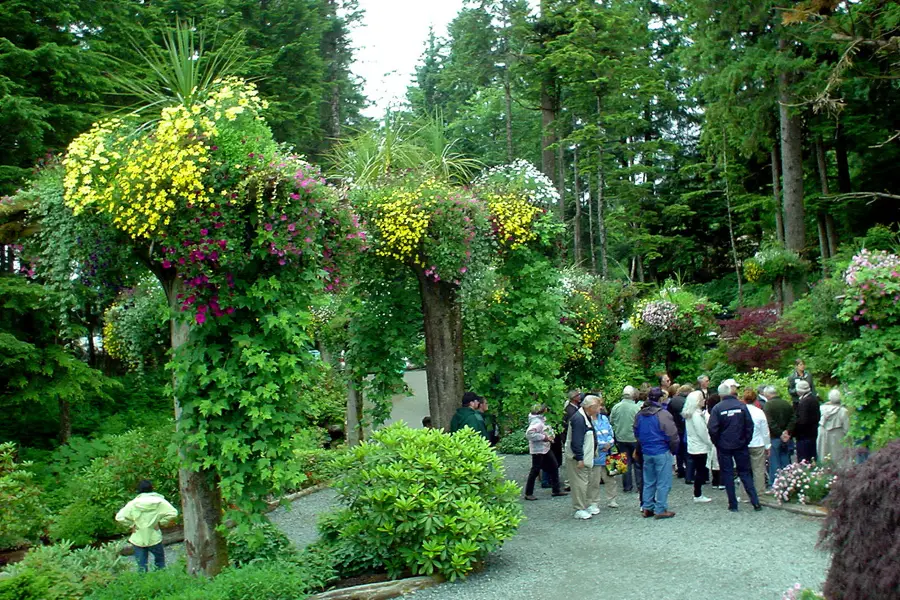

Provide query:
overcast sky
left=350, top=0, right=467, bottom=118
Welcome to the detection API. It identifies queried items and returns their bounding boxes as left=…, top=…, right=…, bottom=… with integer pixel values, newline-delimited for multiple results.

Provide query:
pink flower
left=304, top=237, right=313, bottom=244
left=195, top=312, right=206, bottom=324
left=264, top=223, right=273, bottom=231
left=225, top=307, right=235, bottom=315
left=201, top=228, right=209, bottom=236
left=162, top=260, right=172, bottom=269
left=459, top=267, right=467, bottom=274
left=288, top=223, right=296, bottom=232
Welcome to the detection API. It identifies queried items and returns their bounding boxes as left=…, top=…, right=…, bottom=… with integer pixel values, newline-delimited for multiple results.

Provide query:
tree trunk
left=816, top=215, right=829, bottom=275
left=774, top=276, right=785, bottom=316
left=504, top=68, right=513, bottom=162
left=771, top=146, right=785, bottom=244
left=573, top=143, right=582, bottom=266
left=162, top=276, right=227, bottom=577
left=834, top=122, right=852, bottom=194
left=722, top=143, right=743, bottom=307
left=556, top=134, right=565, bottom=222
left=778, top=41, right=806, bottom=307
left=345, top=377, right=363, bottom=446
left=597, top=147, right=608, bottom=278
left=815, top=137, right=832, bottom=275
left=540, top=86, right=556, bottom=188
left=587, top=162, right=596, bottom=273
left=58, top=397, right=71, bottom=444
left=415, top=270, right=464, bottom=431
left=635, top=255, right=644, bottom=283
left=825, top=214, right=838, bottom=257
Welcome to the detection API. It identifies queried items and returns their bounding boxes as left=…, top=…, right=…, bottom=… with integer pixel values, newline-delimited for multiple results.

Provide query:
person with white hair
left=697, top=375, right=710, bottom=402
left=707, top=381, right=761, bottom=512
left=610, top=385, right=642, bottom=494
left=682, top=390, right=713, bottom=503
left=794, top=379, right=821, bottom=463
left=566, top=395, right=602, bottom=520
left=818, top=389, right=850, bottom=467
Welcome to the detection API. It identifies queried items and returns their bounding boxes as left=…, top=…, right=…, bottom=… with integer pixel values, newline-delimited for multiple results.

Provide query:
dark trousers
left=688, top=453, right=709, bottom=497
left=717, top=446, right=759, bottom=510
left=796, top=438, right=817, bottom=463
left=526, top=452, right=560, bottom=495
left=617, top=441, right=641, bottom=492
left=134, top=542, right=166, bottom=572
left=542, top=436, right=564, bottom=487
left=676, top=435, right=688, bottom=478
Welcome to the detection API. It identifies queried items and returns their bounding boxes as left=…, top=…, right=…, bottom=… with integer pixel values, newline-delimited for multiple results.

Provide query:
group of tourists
left=512, top=358, right=851, bottom=521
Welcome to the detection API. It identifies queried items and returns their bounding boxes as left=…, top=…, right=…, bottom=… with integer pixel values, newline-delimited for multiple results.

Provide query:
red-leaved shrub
left=718, top=305, right=806, bottom=371
left=819, top=440, right=900, bottom=600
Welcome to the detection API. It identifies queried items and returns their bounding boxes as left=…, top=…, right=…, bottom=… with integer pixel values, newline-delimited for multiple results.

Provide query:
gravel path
left=271, top=454, right=830, bottom=600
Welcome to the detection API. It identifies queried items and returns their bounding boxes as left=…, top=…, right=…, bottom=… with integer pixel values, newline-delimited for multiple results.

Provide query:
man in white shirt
left=741, top=391, right=771, bottom=496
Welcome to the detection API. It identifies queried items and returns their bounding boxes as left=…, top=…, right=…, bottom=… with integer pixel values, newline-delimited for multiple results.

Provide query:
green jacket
left=449, top=407, right=489, bottom=439
left=115, top=492, right=178, bottom=547
left=764, top=395, right=796, bottom=438
left=610, top=399, right=641, bottom=443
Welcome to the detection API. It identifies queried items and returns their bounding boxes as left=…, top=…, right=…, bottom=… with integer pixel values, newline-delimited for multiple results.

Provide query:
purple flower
left=264, top=223, right=273, bottom=231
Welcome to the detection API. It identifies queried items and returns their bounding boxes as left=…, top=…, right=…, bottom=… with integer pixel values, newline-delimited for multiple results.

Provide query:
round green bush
left=317, top=424, right=524, bottom=581
left=495, top=430, right=529, bottom=455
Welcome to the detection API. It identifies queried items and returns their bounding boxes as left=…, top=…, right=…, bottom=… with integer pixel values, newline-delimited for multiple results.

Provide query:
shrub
left=82, top=567, right=195, bottom=600
left=0, top=443, right=47, bottom=550
left=730, top=368, right=789, bottom=405
left=771, top=461, right=836, bottom=505
left=783, top=278, right=856, bottom=378
left=781, top=584, right=825, bottom=600
left=2, top=541, right=129, bottom=600
left=819, top=440, right=900, bottom=600
left=50, top=426, right=179, bottom=545
left=289, top=448, right=344, bottom=492
left=743, top=245, right=808, bottom=285
left=226, top=520, right=294, bottom=567
left=840, top=249, right=900, bottom=326
left=717, top=305, right=806, bottom=372
left=317, top=424, right=523, bottom=581
left=496, top=430, right=529, bottom=455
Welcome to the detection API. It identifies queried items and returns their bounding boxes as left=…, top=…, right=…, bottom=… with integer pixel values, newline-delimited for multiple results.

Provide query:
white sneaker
left=607, top=501, right=619, bottom=508
left=693, top=495, right=712, bottom=503
left=587, top=504, right=600, bottom=515
left=574, top=509, right=593, bottom=520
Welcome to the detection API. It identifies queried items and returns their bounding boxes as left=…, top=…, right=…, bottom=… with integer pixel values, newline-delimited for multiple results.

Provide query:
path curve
left=270, top=454, right=830, bottom=600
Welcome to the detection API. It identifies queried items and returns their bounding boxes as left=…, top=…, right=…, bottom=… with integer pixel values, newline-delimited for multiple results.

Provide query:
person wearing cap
left=788, top=359, right=816, bottom=406
left=610, top=385, right=642, bottom=494
left=450, top=392, right=490, bottom=440
left=633, top=387, right=679, bottom=519
left=707, top=381, right=761, bottom=512
left=794, top=380, right=821, bottom=463
left=566, top=395, right=602, bottom=520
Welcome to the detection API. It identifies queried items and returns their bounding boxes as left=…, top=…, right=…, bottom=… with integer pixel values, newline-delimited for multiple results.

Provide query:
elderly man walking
left=610, top=385, right=642, bottom=494
left=634, top=387, right=679, bottom=519
left=566, top=395, right=602, bottom=520
left=708, top=381, right=761, bottom=512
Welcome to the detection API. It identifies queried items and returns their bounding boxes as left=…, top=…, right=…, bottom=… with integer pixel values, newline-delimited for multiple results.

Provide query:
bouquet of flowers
left=605, top=446, right=628, bottom=477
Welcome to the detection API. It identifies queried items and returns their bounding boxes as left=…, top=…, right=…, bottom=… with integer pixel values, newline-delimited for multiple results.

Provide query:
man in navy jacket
left=708, top=381, right=761, bottom=512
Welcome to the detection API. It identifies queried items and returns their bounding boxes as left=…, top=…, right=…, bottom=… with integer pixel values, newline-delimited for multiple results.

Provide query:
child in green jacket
left=115, top=480, right=178, bottom=572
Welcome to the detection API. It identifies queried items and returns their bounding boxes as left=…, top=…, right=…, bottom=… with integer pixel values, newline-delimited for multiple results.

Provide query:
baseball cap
left=723, top=378, right=740, bottom=388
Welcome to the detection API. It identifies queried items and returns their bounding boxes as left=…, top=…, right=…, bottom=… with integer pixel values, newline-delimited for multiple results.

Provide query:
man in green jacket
left=115, top=480, right=178, bottom=572
left=763, top=386, right=796, bottom=493
left=610, top=385, right=642, bottom=493
left=449, top=392, right=490, bottom=440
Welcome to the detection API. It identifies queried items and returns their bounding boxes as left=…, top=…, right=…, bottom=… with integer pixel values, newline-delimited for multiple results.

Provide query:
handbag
left=605, top=445, right=628, bottom=477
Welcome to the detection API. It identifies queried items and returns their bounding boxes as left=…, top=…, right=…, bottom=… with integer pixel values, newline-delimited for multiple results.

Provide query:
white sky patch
left=351, top=0, right=467, bottom=119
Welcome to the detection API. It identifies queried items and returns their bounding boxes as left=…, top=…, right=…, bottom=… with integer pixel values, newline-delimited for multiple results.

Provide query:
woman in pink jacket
left=524, top=404, right=568, bottom=500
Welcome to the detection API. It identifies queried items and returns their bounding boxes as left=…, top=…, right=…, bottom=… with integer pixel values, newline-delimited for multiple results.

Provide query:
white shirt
left=685, top=411, right=714, bottom=455
left=747, top=404, right=771, bottom=449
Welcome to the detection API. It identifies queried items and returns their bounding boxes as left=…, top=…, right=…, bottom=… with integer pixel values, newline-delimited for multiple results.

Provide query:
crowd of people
left=496, top=359, right=853, bottom=521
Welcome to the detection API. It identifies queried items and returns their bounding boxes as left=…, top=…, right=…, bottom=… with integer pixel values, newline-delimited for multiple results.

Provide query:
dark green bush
left=495, top=430, right=529, bottom=455
left=0, top=570, right=51, bottom=600
left=50, top=426, right=179, bottom=545
left=2, top=541, right=129, bottom=600
left=289, top=448, right=344, bottom=492
left=317, top=424, right=524, bottom=581
left=0, top=443, right=47, bottom=550
left=226, top=520, right=294, bottom=567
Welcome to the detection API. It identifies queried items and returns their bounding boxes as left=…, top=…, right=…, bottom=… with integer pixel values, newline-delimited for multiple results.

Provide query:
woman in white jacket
left=683, top=391, right=714, bottom=503
left=818, top=389, right=851, bottom=468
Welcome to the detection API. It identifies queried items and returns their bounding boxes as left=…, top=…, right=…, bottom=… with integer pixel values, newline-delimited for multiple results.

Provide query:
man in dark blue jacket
left=634, top=387, right=679, bottom=519
left=708, top=381, right=761, bottom=512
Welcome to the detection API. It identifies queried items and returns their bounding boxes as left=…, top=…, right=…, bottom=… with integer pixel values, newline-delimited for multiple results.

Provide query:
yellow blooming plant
left=485, top=192, right=542, bottom=250
left=62, top=77, right=269, bottom=240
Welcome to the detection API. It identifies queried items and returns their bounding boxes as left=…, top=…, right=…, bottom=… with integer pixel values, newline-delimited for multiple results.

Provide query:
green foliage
left=595, top=332, right=648, bottom=409
left=102, top=280, right=168, bottom=372
left=2, top=541, right=129, bottom=600
left=495, top=430, right=529, bottom=455
left=783, top=278, right=857, bottom=377
left=834, top=326, right=900, bottom=449
left=466, top=248, right=574, bottom=431
left=743, top=245, right=809, bottom=285
left=290, top=448, right=344, bottom=491
left=733, top=369, right=789, bottom=403
left=318, top=424, right=523, bottom=581
left=50, top=426, right=178, bottom=545
left=226, top=520, right=294, bottom=567
left=0, top=443, right=47, bottom=549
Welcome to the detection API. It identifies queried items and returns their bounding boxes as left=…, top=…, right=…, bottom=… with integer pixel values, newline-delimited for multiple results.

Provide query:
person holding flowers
left=523, top=404, right=567, bottom=501
left=588, top=395, right=620, bottom=514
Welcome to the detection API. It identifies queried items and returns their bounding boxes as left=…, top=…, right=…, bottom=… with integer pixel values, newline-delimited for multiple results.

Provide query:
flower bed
left=771, top=461, right=836, bottom=506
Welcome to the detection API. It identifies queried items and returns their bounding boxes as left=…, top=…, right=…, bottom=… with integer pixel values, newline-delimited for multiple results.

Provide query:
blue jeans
left=717, top=446, right=758, bottom=510
left=768, top=437, right=794, bottom=488
left=641, top=452, right=673, bottom=513
left=617, top=441, right=641, bottom=492
left=134, top=543, right=166, bottom=572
